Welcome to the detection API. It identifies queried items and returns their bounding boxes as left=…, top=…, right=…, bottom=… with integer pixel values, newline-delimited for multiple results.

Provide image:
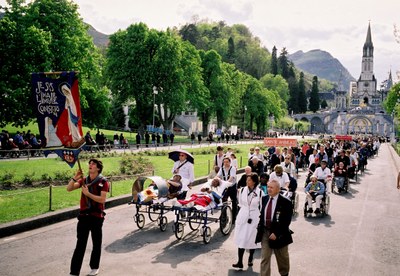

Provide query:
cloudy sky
left=2, top=0, right=400, bottom=83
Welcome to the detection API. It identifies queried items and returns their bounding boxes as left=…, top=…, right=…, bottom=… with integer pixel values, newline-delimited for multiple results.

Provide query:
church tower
left=350, top=23, right=380, bottom=108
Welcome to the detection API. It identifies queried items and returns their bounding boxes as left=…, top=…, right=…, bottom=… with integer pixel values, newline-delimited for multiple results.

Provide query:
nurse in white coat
left=233, top=173, right=264, bottom=270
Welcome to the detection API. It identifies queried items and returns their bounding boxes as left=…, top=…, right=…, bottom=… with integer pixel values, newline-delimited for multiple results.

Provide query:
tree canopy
left=0, top=0, right=107, bottom=128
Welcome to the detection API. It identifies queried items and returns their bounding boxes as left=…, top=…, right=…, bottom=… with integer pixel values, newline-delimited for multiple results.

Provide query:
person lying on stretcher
left=136, top=175, right=184, bottom=203
left=174, top=177, right=229, bottom=210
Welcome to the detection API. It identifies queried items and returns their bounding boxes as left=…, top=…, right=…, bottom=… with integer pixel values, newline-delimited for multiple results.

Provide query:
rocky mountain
left=289, top=49, right=355, bottom=90
left=87, top=24, right=109, bottom=48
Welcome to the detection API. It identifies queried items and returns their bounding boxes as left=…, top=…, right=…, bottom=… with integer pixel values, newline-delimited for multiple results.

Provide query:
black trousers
left=70, top=215, right=104, bottom=275
left=224, top=184, right=238, bottom=222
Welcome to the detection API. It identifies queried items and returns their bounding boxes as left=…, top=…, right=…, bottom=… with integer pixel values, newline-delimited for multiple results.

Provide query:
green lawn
left=4, top=122, right=191, bottom=144
left=0, top=143, right=265, bottom=223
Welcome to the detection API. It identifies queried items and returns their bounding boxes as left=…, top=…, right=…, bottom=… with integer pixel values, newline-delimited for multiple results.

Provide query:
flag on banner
left=31, top=71, right=85, bottom=167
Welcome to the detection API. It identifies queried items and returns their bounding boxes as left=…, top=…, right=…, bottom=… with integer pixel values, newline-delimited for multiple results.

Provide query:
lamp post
left=243, top=106, right=247, bottom=135
left=152, top=86, right=158, bottom=130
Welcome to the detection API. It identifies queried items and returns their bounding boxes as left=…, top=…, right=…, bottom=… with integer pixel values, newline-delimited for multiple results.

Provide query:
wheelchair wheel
left=148, top=205, right=158, bottom=222
left=344, top=179, right=349, bottom=193
left=292, top=193, right=299, bottom=214
left=174, top=222, right=184, bottom=240
left=188, top=213, right=202, bottom=231
left=203, top=226, right=212, bottom=244
left=220, top=205, right=233, bottom=235
left=159, top=216, right=168, bottom=232
left=135, top=213, right=145, bottom=229
left=323, top=196, right=330, bottom=215
left=303, top=202, right=308, bottom=217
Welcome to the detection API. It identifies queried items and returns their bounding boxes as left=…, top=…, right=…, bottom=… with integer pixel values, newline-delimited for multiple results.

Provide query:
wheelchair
left=280, top=188, right=299, bottom=215
left=303, top=180, right=330, bottom=218
left=331, top=176, right=349, bottom=194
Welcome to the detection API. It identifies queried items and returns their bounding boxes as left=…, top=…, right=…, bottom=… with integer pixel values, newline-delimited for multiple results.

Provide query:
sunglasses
left=179, top=154, right=186, bottom=157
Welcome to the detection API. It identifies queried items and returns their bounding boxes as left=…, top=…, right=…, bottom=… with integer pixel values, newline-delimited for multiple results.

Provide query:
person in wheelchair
left=270, top=165, right=290, bottom=190
left=305, top=175, right=326, bottom=214
left=333, top=162, right=348, bottom=193
left=313, top=160, right=331, bottom=185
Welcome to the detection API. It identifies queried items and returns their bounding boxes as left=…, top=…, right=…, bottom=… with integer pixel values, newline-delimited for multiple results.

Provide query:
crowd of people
left=64, top=133, right=384, bottom=276
left=0, top=129, right=42, bottom=157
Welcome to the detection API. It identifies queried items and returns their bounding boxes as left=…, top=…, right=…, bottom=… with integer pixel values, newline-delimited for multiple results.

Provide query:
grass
left=4, top=122, right=191, bottom=144
left=0, top=142, right=266, bottom=224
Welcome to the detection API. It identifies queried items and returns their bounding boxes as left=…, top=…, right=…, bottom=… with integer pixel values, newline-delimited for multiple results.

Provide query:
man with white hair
left=248, top=156, right=264, bottom=176
left=237, top=166, right=253, bottom=189
left=304, top=175, right=325, bottom=214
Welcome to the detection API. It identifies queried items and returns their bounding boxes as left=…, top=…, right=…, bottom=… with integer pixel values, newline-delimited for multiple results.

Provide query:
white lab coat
left=234, top=186, right=264, bottom=249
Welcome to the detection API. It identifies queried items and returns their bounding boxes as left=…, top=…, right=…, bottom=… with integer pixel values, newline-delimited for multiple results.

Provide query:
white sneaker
left=88, top=269, right=99, bottom=275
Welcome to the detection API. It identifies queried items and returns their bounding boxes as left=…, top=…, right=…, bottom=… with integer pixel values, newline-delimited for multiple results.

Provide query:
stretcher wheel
left=219, top=205, right=233, bottom=235
left=175, top=222, right=184, bottom=240
left=148, top=205, right=158, bottom=222
left=159, top=216, right=168, bottom=232
left=203, top=226, right=212, bottom=244
left=136, top=213, right=145, bottom=229
left=189, top=213, right=201, bottom=231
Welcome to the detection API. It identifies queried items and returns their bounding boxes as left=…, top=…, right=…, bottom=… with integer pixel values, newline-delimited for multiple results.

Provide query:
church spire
left=363, top=22, right=373, bottom=57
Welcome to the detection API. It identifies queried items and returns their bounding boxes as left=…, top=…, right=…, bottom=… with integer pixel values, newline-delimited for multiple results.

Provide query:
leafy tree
left=226, top=36, right=235, bottom=64
left=0, top=8, right=51, bottom=127
left=200, top=50, right=232, bottom=131
left=384, top=82, right=400, bottom=117
left=287, top=77, right=299, bottom=114
left=278, top=47, right=290, bottom=80
left=243, top=77, right=264, bottom=134
left=179, top=23, right=199, bottom=45
left=276, top=116, right=295, bottom=131
left=271, top=46, right=278, bottom=75
left=309, top=76, right=320, bottom=112
left=259, top=73, right=289, bottom=110
left=107, top=24, right=206, bottom=131
left=180, top=41, right=209, bottom=118
left=180, top=22, right=271, bottom=79
left=298, top=72, right=307, bottom=113
left=0, top=0, right=106, bottom=127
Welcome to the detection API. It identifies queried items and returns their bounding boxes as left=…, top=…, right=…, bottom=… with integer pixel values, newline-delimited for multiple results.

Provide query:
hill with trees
left=288, top=49, right=355, bottom=89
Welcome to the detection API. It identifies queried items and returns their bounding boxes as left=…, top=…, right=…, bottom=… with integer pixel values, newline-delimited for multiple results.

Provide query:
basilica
left=293, top=23, right=394, bottom=138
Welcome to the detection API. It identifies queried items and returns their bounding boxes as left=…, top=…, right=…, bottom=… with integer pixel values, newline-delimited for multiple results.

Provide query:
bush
left=22, top=172, right=35, bottom=186
left=119, top=156, right=153, bottom=175
left=41, top=173, right=52, bottom=181
left=0, top=170, right=16, bottom=189
left=54, top=171, right=71, bottom=181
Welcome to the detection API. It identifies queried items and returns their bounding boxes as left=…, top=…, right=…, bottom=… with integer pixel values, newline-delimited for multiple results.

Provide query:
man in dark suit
left=256, top=179, right=293, bottom=276
left=269, top=148, right=284, bottom=173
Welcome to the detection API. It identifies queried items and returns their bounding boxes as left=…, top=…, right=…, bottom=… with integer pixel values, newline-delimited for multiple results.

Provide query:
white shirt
left=269, top=172, right=290, bottom=189
left=214, top=154, right=225, bottom=168
left=280, top=161, right=296, bottom=177
left=201, top=179, right=229, bottom=198
left=172, top=160, right=194, bottom=190
left=314, top=166, right=331, bottom=180
left=230, top=158, right=238, bottom=169
left=217, top=165, right=237, bottom=185
left=264, top=194, right=278, bottom=224
left=309, top=154, right=316, bottom=168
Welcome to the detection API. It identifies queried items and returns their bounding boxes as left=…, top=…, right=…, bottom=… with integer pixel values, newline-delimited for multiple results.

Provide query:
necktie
left=265, top=197, right=273, bottom=228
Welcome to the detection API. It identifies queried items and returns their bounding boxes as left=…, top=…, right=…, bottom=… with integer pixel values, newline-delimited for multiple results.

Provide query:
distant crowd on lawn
left=1, top=129, right=41, bottom=152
